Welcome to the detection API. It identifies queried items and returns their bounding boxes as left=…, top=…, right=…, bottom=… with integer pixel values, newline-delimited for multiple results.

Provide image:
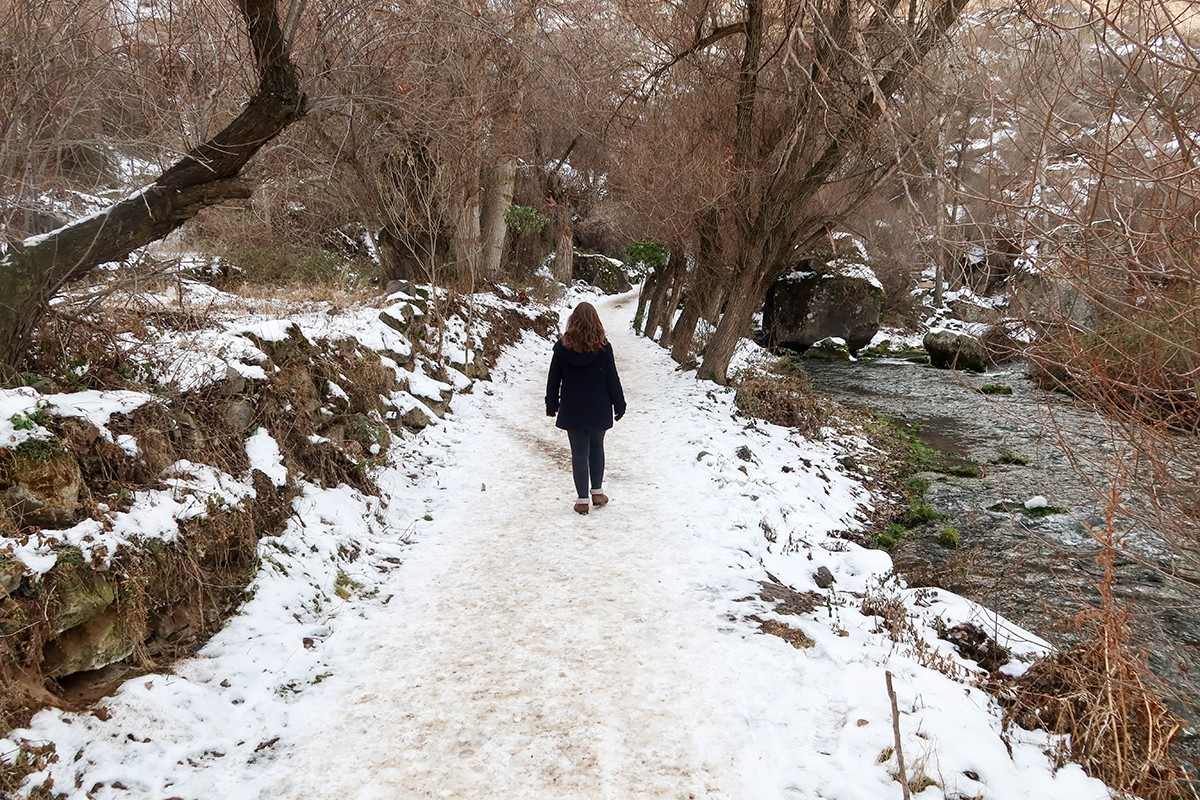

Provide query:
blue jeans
left=566, top=429, right=606, bottom=500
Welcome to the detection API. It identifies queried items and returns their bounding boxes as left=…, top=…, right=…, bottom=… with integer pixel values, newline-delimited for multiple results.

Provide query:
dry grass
left=1003, top=494, right=1187, bottom=800
left=733, top=367, right=833, bottom=435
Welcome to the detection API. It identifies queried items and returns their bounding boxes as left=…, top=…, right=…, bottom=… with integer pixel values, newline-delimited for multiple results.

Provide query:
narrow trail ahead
left=268, top=294, right=827, bottom=799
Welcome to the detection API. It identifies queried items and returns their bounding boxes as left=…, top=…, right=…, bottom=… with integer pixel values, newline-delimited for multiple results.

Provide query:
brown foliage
left=733, top=368, right=832, bottom=435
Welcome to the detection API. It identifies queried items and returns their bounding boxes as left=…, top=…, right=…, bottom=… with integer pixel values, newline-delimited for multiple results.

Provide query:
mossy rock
left=0, top=446, right=83, bottom=528
left=572, top=253, right=633, bottom=294
left=378, top=302, right=424, bottom=334
left=42, top=606, right=135, bottom=678
left=49, top=564, right=116, bottom=633
left=803, top=337, right=852, bottom=360
left=923, top=330, right=986, bottom=373
left=764, top=269, right=883, bottom=355
left=247, top=323, right=312, bottom=365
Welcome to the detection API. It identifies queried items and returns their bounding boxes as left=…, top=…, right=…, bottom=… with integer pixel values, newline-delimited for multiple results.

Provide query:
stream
left=805, top=357, right=1200, bottom=738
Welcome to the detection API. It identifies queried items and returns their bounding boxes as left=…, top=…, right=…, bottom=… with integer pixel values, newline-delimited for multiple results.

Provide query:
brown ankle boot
left=591, top=492, right=609, bottom=507
left=573, top=501, right=590, bottom=515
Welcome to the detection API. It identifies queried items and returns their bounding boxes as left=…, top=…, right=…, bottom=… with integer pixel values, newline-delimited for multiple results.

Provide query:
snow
left=1024, top=495, right=1049, bottom=510
left=868, top=327, right=925, bottom=351
left=0, top=388, right=158, bottom=448
left=5, top=292, right=1112, bottom=799
left=246, top=428, right=288, bottom=487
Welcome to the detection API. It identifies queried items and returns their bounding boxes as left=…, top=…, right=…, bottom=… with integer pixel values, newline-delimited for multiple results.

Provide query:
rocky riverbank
left=805, top=358, right=1200, bottom=738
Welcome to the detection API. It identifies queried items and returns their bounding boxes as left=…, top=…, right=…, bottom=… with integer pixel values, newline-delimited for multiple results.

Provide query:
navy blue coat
left=546, top=340, right=626, bottom=431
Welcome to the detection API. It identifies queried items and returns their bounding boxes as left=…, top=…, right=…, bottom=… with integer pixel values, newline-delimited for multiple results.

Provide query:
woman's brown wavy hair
left=562, top=302, right=607, bottom=352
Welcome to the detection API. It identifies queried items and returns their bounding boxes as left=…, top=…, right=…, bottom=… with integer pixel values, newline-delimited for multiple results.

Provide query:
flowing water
left=805, top=358, right=1200, bottom=737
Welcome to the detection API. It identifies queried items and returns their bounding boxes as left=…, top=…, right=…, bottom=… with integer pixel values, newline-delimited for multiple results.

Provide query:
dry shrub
left=1004, top=499, right=1186, bottom=800
left=979, top=322, right=1024, bottom=366
left=1029, top=302, right=1200, bottom=435
left=734, top=370, right=832, bottom=435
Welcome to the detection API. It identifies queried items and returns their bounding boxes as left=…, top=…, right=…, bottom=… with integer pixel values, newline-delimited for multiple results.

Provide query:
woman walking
left=546, top=302, right=627, bottom=515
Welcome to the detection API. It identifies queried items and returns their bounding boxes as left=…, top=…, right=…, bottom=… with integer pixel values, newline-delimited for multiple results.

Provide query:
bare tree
left=0, top=0, right=307, bottom=376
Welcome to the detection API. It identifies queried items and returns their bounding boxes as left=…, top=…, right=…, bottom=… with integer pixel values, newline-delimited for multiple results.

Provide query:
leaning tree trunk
left=695, top=0, right=971, bottom=384
left=0, top=0, right=307, bottom=378
left=695, top=270, right=765, bottom=384
left=657, top=247, right=688, bottom=348
left=634, top=270, right=658, bottom=334
left=642, top=256, right=677, bottom=341
left=672, top=209, right=723, bottom=365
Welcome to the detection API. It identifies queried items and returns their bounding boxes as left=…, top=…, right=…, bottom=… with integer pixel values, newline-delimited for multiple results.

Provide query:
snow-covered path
left=10, top=291, right=1114, bottom=800
left=269, top=294, right=825, bottom=798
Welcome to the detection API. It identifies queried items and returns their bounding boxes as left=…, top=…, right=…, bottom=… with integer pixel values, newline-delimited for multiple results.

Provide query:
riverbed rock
left=805, top=337, right=852, bottom=360
left=763, top=268, right=883, bottom=355
left=923, top=330, right=987, bottom=372
left=572, top=253, right=632, bottom=294
left=813, top=566, right=836, bottom=589
left=0, top=447, right=83, bottom=528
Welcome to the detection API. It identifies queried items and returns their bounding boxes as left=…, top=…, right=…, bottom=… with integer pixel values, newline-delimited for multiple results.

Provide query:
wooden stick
left=886, top=670, right=911, bottom=800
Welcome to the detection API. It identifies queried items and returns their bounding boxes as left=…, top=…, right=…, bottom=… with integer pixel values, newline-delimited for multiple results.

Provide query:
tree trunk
left=643, top=257, right=677, bottom=340
left=0, top=0, right=306, bottom=378
left=478, top=156, right=516, bottom=279
left=669, top=298, right=702, bottom=367
left=634, top=270, right=658, bottom=334
left=551, top=209, right=574, bottom=284
left=696, top=272, right=764, bottom=384
left=450, top=182, right=483, bottom=287
left=658, top=248, right=687, bottom=347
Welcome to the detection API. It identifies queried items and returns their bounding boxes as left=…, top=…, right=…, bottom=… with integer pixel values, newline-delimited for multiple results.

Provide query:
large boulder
left=572, top=253, right=632, bottom=294
left=763, top=265, right=883, bottom=355
left=923, top=329, right=987, bottom=372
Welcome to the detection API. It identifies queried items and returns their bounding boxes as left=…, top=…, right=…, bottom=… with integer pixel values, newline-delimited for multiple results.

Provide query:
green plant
left=334, top=569, right=362, bottom=600
left=622, top=240, right=668, bottom=274
left=988, top=500, right=1066, bottom=517
left=8, top=401, right=52, bottom=431
left=901, top=499, right=943, bottom=527
left=872, top=522, right=909, bottom=550
left=504, top=204, right=548, bottom=235
left=938, top=526, right=960, bottom=548
left=940, top=463, right=981, bottom=478
left=979, top=383, right=1013, bottom=395
left=992, top=451, right=1032, bottom=466
left=12, top=437, right=63, bottom=460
